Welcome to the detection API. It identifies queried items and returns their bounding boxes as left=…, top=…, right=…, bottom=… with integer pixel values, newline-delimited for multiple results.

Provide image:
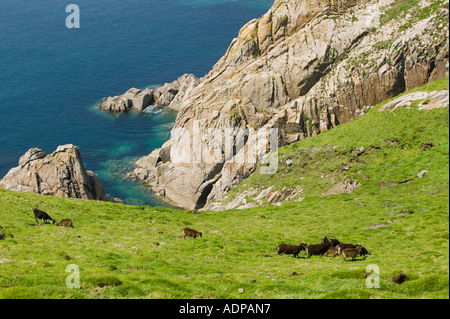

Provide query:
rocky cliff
left=132, top=0, right=449, bottom=210
left=206, top=85, right=449, bottom=211
left=0, top=145, right=108, bottom=201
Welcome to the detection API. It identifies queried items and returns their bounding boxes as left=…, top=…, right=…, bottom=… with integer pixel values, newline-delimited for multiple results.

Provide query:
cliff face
left=133, top=0, right=449, bottom=210
left=0, top=145, right=107, bottom=201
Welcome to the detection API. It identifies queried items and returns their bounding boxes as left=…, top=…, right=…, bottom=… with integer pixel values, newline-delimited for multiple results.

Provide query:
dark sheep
left=359, top=246, right=371, bottom=256
left=276, top=242, right=307, bottom=258
left=306, top=241, right=332, bottom=259
left=33, top=208, right=55, bottom=225
left=57, top=219, right=74, bottom=228
left=0, top=233, right=5, bottom=240
left=342, top=245, right=363, bottom=261
left=182, top=227, right=202, bottom=239
left=321, top=236, right=341, bottom=246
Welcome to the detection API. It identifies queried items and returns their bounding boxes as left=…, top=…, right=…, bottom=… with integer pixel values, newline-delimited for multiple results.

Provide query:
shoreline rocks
left=98, top=74, right=201, bottom=113
left=0, top=144, right=108, bottom=201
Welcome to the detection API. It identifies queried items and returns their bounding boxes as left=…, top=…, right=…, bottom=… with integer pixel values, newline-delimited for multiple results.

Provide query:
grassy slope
left=0, top=78, right=448, bottom=299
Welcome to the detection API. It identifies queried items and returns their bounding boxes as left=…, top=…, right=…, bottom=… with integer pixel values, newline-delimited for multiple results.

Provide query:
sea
left=0, top=0, right=272, bottom=206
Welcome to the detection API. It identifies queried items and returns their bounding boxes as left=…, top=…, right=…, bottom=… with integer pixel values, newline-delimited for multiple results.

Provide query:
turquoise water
left=0, top=0, right=271, bottom=206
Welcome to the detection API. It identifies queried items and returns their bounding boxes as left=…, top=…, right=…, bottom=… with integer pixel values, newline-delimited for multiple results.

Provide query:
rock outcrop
left=132, top=0, right=449, bottom=210
left=99, top=88, right=154, bottom=113
left=99, top=74, right=200, bottom=113
left=378, top=90, right=449, bottom=111
left=0, top=144, right=108, bottom=201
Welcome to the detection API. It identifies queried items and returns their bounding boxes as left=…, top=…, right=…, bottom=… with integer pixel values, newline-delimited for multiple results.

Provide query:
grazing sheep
left=321, top=236, right=340, bottom=246
left=306, top=241, right=332, bottom=259
left=276, top=242, right=307, bottom=258
left=182, top=227, right=202, bottom=239
left=0, top=233, right=5, bottom=240
left=342, top=245, right=363, bottom=261
left=336, top=243, right=356, bottom=255
left=33, top=208, right=55, bottom=225
left=57, top=219, right=74, bottom=228
left=323, top=246, right=339, bottom=257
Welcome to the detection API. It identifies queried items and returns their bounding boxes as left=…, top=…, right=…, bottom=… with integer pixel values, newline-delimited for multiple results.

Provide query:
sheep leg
left=35, top=216, right=39, bottom=225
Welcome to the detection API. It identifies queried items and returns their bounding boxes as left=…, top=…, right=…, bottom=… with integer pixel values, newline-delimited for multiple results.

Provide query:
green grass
left=379, top=0, right=448, bottom=32
left=224, top=78, right=449, bottom=208
left=0, top=78, right=448, bottom=299
left=380, top=0, right=420, bottom=27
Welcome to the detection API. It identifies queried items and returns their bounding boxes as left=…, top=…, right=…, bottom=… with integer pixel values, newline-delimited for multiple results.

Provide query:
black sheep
left=276, top=242, right=307, bottom=258
left=359, top=246, right=371, bottom=256
left=306, top=241, right=332, bottom=259
left=33, top=208, right=55, bottom=225
left=321, top=236, right=340, bottom=246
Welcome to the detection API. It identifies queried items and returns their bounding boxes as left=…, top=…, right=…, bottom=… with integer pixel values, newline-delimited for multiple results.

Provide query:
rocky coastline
left=125, top=0, right=449, bottom=210
left=3, top=0, right=448, bottom=210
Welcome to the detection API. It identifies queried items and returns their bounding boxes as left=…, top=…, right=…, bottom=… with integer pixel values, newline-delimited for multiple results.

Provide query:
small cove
left=0, top=0, right=272, bottom=206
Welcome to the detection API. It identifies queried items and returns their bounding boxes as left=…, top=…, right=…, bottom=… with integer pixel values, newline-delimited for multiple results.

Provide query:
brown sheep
left=276, top=242, right=307, bottom=258
left=182, top=227, right=202, bottom=239
left=306, top=241, right=332, bottom=259
left=342, top=245, right=363, bottom=261
left=336, top=243, right=356, bottom=255
left=323, top=246, right=339, bottom=257
left=57, top=219, right=74, bottom=228
left=336, top=243, right=371, bottom=256
left=33, top=208, right=55, bottom=225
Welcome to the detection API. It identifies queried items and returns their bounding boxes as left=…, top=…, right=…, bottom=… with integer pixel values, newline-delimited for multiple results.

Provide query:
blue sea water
left=0, top=0, right=272, bottom=206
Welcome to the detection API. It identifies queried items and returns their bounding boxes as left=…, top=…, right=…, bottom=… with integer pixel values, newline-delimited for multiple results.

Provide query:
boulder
left=0, top=144, right=107, bottom=201
left=417, top=170, right=428, bottom=178
left=286, top=159, right=293, bottom=167
left=98, top=88, right=155, bottom=113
